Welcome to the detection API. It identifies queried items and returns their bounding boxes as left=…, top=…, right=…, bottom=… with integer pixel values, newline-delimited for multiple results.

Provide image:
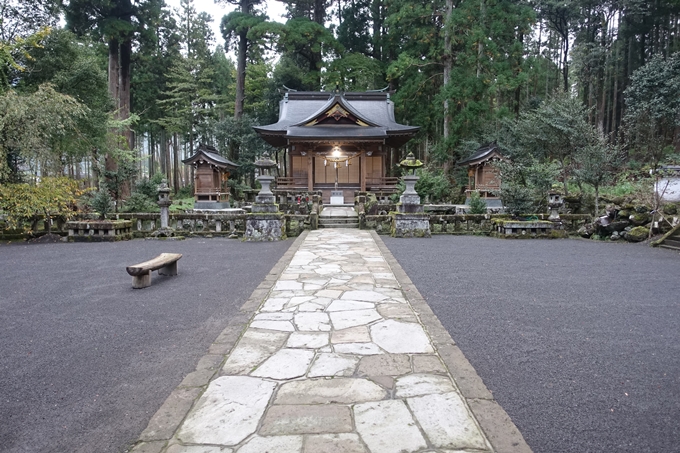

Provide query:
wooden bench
left=126, top=253, right=182, bottom=289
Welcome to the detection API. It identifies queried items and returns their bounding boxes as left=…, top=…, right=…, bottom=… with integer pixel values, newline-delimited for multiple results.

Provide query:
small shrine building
left=182, top=144, right=240, bottom=209
left=253, top=90, right=420, bottom=203
left=458, top=143, right=506, bottom=208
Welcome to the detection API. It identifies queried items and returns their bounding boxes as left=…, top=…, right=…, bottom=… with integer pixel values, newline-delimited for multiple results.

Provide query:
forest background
left=1, top=0, right=680, bottom=218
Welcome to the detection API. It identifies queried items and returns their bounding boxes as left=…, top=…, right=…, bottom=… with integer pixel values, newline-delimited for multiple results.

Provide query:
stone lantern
left=392, top=152, right=430, bottom=238
left=548, top=191, right=563, bottom=221
left=253, top=151, right=277, bottom=208
left=246, top=151, right=285, bottom=241
left=398, top=152, right=424, bottom=211
left=153, top=179, right=176, bottom=237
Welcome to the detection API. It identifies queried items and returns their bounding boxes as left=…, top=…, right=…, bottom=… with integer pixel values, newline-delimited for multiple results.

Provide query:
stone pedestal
left=399, top=175, right=421, bottom=208
left=392, top=175, right=430, bottom=237
left=67, top=220, right=132, bottom=242
left=392, top=214, right=431, bottom=238
left=245, top=213, right=286, bottom=241
left=255, top=175, right=275, bottom=204
left=246, top=175, right=285, bottom=241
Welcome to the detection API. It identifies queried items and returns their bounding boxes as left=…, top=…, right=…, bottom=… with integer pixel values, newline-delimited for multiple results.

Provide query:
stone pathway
left=136, top=229, right=529, bottom=453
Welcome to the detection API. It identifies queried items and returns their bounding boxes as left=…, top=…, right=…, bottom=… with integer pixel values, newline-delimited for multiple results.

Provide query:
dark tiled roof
left=254, top=91, right=419, bottom=147
left=457, top=143, right=504, bottom=166
left=182, top=145, right=240, bottom=169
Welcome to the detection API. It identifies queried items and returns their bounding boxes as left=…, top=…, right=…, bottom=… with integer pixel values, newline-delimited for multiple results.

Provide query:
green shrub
left=90, top=186, right=114, bottom=219
left=122, top=192, right=158, bottom=213
left=468, top=191, right=487, bottom=214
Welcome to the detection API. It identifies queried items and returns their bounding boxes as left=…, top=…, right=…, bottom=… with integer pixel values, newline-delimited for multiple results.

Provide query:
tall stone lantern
left=252, top=151, right=277, bottom=208
left=398, top=152, right=424, bottom=211
left=246, top=151, right=286, bottom=241
left=392, top=152, right=431, bottom=238
left=151, top=179, right=176, bottom=238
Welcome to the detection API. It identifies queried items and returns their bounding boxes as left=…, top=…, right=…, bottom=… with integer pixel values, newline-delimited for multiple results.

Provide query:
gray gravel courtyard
left=0, top=237, right=291, bottom=453
left=382, top=235, right=680, bottom=453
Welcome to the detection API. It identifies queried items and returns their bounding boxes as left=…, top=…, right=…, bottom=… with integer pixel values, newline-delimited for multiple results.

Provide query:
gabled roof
left=457, top=143, right=507, bottom=166
left=254, top=91, right=420, bottom=148
left=182, top=144, right=240, bottom=170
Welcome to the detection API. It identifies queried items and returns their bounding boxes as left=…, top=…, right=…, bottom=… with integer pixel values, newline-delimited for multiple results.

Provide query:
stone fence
left=361, top=213, right=591, bottom=236
left=1, top=210, right=591, bottom=240
left=110, top=212, right=310, bottom=238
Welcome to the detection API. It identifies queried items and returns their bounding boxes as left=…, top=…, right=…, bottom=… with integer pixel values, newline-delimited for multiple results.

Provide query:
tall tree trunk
left=105, top=38, right=120, bottom=181
left=173, top=133, right=180, bottom=194
left=234, top=0, right=250, bottom=120
left=442, top=0, right=452, bottom=145
left=120, top=39, right=133, bottom=150
left=371, top=0, right=382, bottom=62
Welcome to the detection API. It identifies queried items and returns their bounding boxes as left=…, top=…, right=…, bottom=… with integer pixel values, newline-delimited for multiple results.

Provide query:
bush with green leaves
left=122, top=192, right=159, bottom=213
left=89, top=186, right=114, bottom=219
left=468, top=191, right=487, bottom=214
left=413, top=167, right=454, bottom=203
left=496, top=159, right=559, bottom=217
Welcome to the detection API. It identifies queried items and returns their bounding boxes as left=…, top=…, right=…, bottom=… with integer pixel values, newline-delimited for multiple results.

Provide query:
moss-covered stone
left=625, top=226, right=649, bottom=242
left=663, top=203, right=678, bottom=215
left=628, top=212, right=650, bottom=226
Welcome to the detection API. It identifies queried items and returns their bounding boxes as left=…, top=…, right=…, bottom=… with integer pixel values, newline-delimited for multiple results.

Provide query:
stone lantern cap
left=158, top=179, right=171, bottom=194
left=254, top=151, right=277, bottom=172
left=399, top=151, right=424, bottom=174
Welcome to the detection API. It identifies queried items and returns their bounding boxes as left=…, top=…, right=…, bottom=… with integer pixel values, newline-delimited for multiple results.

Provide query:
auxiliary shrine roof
left=253, top=91, right=420, bottom=148
left=182, top=144, right=240, bottom=170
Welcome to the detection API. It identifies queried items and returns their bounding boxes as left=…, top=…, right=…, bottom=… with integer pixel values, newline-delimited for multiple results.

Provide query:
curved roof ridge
left=291, top=93, right=381, bottom=128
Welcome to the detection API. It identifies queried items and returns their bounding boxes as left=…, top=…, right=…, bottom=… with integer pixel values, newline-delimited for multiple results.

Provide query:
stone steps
left=318, top=217, right=359, bottom=229
left=319, top=207, right=359, bottom=229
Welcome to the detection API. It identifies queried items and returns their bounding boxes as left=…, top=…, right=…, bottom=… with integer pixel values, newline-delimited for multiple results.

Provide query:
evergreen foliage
left=468, top=191, right=487, bottom=214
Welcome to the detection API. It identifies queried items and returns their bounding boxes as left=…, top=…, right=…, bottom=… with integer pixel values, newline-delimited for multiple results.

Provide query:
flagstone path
left=133, top=229, right=529, bottom=453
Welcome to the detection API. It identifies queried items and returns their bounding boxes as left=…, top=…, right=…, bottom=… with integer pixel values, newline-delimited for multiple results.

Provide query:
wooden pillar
left=360, top=150, right=366, bottom=191
left=307, top=153, right=314, bottom=192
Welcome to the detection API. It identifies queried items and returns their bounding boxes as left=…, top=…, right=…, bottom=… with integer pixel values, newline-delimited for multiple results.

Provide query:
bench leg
left=132, top=271, right=152, bottom=289
left=158, top=261, right=178, bottom=277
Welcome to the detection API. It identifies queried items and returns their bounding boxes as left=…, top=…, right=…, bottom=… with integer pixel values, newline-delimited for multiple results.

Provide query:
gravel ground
left=382, top=235, right=680, bottom=453
left=0, top=237, right=292, bottom=453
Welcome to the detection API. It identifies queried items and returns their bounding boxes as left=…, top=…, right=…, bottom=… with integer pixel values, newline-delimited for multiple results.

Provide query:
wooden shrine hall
left=253, top=90, right=420, bottom=203
left=182, top=144, right=240, bottom=209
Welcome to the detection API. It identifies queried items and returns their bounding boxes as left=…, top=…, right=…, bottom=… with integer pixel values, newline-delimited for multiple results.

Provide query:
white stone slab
left=222, top=330, right=288, bottom=374
left=297, top=302, right=326, bottom=312
left=287, top=332, right=329, bottom=349
left=354, top=400, right=427, bottom=453
left=251, top=348, right=315, bottom=380
left=341, top=290, right=388, bottom=302
left=330, top=309, right=382, bottom=330
left=165, top=445, right=233, bottom=453
left=394, top=374, right=457, bottom=398
left=331, top=326, right=371, bottom=344
left=326, top=300, right=375, bottom=312
left=275, top=378, right=386, bottom=405
left=254, top=312, right=294, bottom=321
left=260, top=297, right=289, bottom=312
left=295, top=312, right=331, bottom=331
left=304, top=433, right=367, bottom=453
left=334, top=342, right=383, bottom=355
left=285, top=296, right=315, bottom=308
left=177, top=376, right=275, bottom=445
left=407, top=393, right=488, bottom=450
left=373, top=273, right=396, bottom=280
left=274, top=281, right=304, bottom=291
left=250, top=320, right=295, bottom=332
left=370, top=319, right=434, bottom=354
left=237, top=435, right=303, bottom=453
left=308, top=353, right=360, bottom=377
